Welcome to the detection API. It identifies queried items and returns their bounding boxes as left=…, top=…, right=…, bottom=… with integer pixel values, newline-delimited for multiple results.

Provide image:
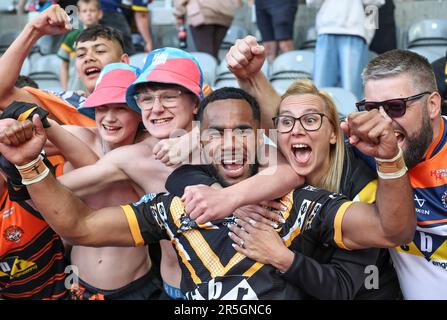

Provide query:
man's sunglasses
left=355, top=91, right=431, bottom=118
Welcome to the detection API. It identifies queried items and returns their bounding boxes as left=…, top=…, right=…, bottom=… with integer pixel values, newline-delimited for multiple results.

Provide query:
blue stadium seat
left=29, top=72, right=61, bottom=91
left=0, top=0, right=15, bottom=13
left=190, top=52, right=218, bottom=86
left=407, top=19, right=447, bottom=47
left=221, top=25, right=249, bottom=49
left=409, top=46, right=447, bottom=63
left=32, top=34, right=64, bottom=56
left=129, top=52, right=148, bottom=69
left=270, top=50, right=314, bottom=82
left=271, top=78, right=295, bottom=95
left=321, top=87, right=358, bottom=118
left=20, top=58, right=30, bottom=76
left=29, top=54, right=62, bottom=74
left=299, top=26, right=317, bottom=50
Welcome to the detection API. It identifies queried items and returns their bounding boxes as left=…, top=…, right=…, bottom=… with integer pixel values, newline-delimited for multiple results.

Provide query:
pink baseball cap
left=79, top=63, right=141, bottom=118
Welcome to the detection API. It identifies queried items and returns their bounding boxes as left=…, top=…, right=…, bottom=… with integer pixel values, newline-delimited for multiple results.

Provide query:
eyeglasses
left=272, top=113, right=326, bottom=133
left=134, top=90, right=187, bottom=111
left=355, top=92, right=431, bottom=118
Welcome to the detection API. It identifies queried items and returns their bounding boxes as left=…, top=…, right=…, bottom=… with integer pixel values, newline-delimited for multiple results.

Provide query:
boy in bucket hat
left=60, top=63, right=163, bottom=300
left=58, top=48, right=203, bottom=299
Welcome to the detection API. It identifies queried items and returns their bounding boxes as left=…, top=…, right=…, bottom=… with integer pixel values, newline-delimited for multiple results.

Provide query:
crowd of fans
left=0, top=0, right=446, bottom=301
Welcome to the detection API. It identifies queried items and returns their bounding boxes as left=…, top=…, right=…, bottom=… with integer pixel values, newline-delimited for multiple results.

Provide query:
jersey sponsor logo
left=303, top=185, right=319, bottom=192
left=414, top=194, right=430, bottom=215
left=185, top=276, right=259, bottom=300
left=0, top=256, right=37, bottom=279
left=133, top=193, right=157, bottom=206
left=304, top=203, right=320, bottom=231
left=430, top=168, right=447, bottom=181
left=2, top=207, right=14, bottom=219
left=442, top=190, right=447, bottom=209
left=297, top=200, right=310, bottom=229
left=3, top=225, right=24, bottom=242
left=151, top=52, right=168, bottom=66
left=414, top=194, right=426, bottom=207
left=398, top=230, right=447, bottom=271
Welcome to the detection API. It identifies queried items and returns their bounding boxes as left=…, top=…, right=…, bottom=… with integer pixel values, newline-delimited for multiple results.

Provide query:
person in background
left=369, top=0, right=397, bottom=54
left=252, top=0, right=298, bottom=64
left=173, top=0, right=242, bottom=59
left=99, top=0, right=153, bottom=55
left=307, top=0, right=385, bottom=100
left=57, top=0, right=103, bottom=91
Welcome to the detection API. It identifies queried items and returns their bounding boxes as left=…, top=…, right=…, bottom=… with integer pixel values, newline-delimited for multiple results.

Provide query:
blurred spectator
left=253, top=0, right=298, bottom=63
left=17, top=0, right=57, bottom=14
left=432, top=55, right=447, bottom=115
left=173, top=0, right=242, bottom=59
left=57, top=0, right=102, bottom=91
left=370, top=0, right=397, bottom=54
left=99, top=0, right=152, bottom=54
left=308, top=0, right=384, bottom=99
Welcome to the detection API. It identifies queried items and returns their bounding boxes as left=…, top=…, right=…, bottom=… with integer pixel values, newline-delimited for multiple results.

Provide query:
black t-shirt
left=120, top=186, right=354, bottom=300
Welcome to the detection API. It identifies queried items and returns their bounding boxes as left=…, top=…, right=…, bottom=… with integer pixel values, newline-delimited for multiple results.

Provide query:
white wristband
left=377, top=166, right=408, bottom=180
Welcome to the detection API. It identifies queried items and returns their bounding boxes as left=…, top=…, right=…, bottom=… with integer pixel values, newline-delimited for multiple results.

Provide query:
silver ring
left=240, top=240, right=245, bottom=249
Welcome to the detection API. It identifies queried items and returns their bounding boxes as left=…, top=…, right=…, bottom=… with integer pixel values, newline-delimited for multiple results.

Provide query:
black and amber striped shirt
left=121, top=186, right=354, bottom=300
left=0, top=156, right=69, bottom=300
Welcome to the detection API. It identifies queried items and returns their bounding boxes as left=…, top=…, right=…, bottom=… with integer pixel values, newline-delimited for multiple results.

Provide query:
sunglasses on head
left=355, top=91, right=431, bottom=118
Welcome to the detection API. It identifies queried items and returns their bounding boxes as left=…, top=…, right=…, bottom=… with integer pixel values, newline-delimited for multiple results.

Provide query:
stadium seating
left=221, top=25, right=249, bottom=50
left=20, top=57, right=30, bottom=76
left=406, top=19, right=447, bottom=62
left=0, top=31, right=19, bottom=54
left=190, top=51, right=218, bottom=86
left=28, top=53, right=61, bottom=90
left=270, top=50, right=314, bottom=81
left=407, top=19, right=447, bottom=47
left=0, top=0, right=14, bottom=13
left=31, top=34, right=64, bottom=55
left=409, top=46, right=446, bottom=63
left=299, top=26, right=317, bottom=50
left=321, top=87, right=358, bottom=119
left=129, top=52, right=148, bottom=69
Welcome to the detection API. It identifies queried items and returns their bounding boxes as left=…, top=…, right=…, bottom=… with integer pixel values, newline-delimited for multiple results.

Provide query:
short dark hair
left=363, top=49, right=437, bottom=93
left=76, top=24, right=124, bottom=52
left=197, top=87, right=261, bottom=122
left=16, top=75, right=38, bottom=89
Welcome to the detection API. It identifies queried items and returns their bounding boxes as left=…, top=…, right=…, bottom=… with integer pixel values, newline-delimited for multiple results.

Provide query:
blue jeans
left=313, top=34, right=368, bottom=100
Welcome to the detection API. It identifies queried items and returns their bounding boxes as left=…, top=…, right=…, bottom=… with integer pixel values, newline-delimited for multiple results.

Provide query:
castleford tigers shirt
left=0, top=189, right=68, bottom=299
left=120, top=186, right=354, bottom=300
left=391, top=116, right=447, bottom=299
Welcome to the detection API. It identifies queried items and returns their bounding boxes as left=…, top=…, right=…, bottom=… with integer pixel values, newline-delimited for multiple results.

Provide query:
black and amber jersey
left=121, top=185, right=353, bottom=300
left=0, top=156, right=68, bottom=300
left=0, top=189, right=68, bottom=299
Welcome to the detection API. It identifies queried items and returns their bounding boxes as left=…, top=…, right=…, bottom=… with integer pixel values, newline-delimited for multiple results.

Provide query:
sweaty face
left=75, top=38, right=127, bottom=94
left=95, top=103, right=141, bottom=150
left=201, top=99, right=259, bottom=187
left=277, top=94, right=336, bottom=185
left=78, top=3, right=102, bottom=28
left=364, top=75, right=434, bottom=168
left=138, top=85, right=198, bottom=139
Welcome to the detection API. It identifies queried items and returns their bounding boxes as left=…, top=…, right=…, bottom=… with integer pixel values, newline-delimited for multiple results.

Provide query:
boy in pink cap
left=59, top=48, right=204, bottom=299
